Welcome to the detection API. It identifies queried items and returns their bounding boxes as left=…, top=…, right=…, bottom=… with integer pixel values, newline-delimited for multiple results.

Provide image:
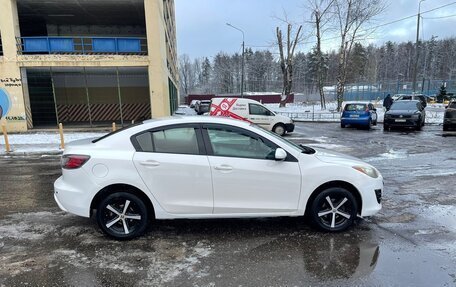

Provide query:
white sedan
left=54, top=117, right=382, bottom=239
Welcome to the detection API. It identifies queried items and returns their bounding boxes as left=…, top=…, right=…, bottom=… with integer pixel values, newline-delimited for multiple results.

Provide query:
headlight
left=352, top=166, right=379, bottom=178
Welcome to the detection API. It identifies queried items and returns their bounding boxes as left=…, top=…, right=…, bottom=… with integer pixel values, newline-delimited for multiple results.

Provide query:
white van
left=209, top=98, right=294, bottom=135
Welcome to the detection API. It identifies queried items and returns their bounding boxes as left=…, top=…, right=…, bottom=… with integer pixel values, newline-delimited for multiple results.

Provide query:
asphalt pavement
left=0, top=123, right=455, bottom=287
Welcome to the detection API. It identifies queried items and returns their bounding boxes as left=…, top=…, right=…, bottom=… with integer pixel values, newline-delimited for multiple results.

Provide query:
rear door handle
left=140, top=160, right=160, bottom=167
left=214, top=164, right=233, bottom=171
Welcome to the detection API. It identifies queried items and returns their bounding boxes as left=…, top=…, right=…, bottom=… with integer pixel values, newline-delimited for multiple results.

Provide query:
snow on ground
left=0, top=132, right=107, bottom=155
left=265, top=101, right=445, bottom=124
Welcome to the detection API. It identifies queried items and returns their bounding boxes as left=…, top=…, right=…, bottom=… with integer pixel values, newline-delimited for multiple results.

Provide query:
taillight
left=61, top=154, right=90, bottom=169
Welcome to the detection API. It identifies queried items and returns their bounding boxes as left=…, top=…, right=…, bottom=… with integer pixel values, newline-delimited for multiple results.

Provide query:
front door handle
left=140, top=160, right=160, bottom=167
left=214, top=164, right=233, bottom=171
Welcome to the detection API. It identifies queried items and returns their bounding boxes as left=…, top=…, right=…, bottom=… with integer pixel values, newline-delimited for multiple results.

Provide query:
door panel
left=131, top=125, right=213, bottom=214
left=248, top=103, right=273, bottom=128
left=209, top=156, right=301, bottom=213
left=204, top=125, right=301, bottom=213
left=133, top=152, right=213, bottom=214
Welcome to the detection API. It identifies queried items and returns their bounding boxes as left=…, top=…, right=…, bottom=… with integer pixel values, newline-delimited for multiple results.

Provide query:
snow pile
left=0, top=132, right=106, bottom=155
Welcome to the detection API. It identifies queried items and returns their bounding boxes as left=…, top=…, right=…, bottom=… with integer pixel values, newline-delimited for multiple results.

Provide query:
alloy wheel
left=97, top=192, right=148, bottom=240
left=311, top=188, right=357, bottom=232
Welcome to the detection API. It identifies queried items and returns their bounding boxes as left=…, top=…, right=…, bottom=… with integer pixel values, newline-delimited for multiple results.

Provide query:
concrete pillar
left=0, top=0, right=28, bottom=131
left=144, top=0, right=170, bottom=118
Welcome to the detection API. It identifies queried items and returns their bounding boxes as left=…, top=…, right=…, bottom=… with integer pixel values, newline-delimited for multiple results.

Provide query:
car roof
left=344, top=101, right=370, bottom=105
left=142, top=116, right=251, bottom=127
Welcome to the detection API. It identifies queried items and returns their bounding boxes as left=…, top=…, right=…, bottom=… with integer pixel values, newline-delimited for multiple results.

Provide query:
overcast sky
left=175, top=0, right=456, bottom=59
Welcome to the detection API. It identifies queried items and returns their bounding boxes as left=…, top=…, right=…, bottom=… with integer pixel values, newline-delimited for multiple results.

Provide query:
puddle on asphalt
left=0, top=212, right=455, bottom=286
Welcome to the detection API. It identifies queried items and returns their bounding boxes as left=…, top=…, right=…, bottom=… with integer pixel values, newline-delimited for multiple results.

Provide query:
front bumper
left=285, top=123, right=295, bottom=133
left=358, top=176, right=383, bottom=217
left=384, top=118, right=420, bottom=127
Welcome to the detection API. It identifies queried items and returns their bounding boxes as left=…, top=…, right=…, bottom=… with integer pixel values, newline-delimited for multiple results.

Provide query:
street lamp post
left=412, top=0, right=425, bottom=93
left=226, top=23, right=245, bottom=97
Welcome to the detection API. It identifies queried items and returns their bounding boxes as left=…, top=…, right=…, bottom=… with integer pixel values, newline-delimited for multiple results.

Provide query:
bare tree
left=333, top=0, right=386, bottom=111
left=179, top=54, right=195, bottom=96
left=276, top=24, right=303, bottom=107
left=309, top=0, right=335, bottom=109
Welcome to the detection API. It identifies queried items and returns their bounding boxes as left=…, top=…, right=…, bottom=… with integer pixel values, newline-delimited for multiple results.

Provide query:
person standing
left=383, top=94, right=393, bottom=111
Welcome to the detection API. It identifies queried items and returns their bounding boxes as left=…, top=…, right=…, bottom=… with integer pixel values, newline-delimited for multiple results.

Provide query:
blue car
left=341, top=102, right=378, bottom=129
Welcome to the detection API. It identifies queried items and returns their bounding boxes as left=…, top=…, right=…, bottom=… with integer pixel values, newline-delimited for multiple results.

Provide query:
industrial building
left=0, top=0, right=178, bottom=131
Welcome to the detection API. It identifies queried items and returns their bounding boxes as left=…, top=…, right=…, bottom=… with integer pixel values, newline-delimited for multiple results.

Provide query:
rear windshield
left=344, top=104, right=366, bottom=111
left=92, top=122, right=143, bottom=143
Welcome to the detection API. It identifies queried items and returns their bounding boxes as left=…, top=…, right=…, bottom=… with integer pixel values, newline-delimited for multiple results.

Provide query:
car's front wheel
left=96, top=192, right=149, bottom=240
left=310, top=188, right=358, bottom=232
left=273, top=123, right=286, bottom=136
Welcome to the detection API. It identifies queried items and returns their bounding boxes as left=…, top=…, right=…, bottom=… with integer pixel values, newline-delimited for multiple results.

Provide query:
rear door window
left=134, top=126, right=201, bottom=155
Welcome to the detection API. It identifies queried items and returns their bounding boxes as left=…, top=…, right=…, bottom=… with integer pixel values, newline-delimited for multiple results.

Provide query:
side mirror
left=373, top=108, right=377, bottom=112
left=275, top=148, right=287, bottom=161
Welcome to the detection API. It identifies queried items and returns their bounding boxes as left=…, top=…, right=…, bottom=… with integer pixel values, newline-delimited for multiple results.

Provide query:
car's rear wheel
left=96, top=192, right=148, bottom=240
left=310, top=188, right=358, bottom=232
left=273, top=123, right=286, bottom=136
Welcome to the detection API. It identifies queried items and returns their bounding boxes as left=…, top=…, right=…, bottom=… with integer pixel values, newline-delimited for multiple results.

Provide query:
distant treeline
left=179, top=37, right=456, bottom=96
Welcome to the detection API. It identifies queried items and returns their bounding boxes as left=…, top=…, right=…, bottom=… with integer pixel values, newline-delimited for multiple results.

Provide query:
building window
left=168, top=78, right=178, bottom=114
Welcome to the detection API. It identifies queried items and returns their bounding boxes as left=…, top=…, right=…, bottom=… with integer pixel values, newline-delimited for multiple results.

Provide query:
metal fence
left=322, top=80, right=456, bottom=102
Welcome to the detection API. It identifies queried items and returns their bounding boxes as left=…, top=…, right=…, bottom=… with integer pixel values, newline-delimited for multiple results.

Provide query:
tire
left=96, top=192, right=149, bottom=240
left=273, top=123, right=286, bottom=136
left=310, top=187, right=358, bottom=232
left=416, top=120, right=422, bottom=131
left=366, top=119, right=372, bottom=130
left=341, top=123, right=346, bottom=128
left=383, top=124, right=390, bottom=131
left=443, top=124, right=449, bottom=131
left=373, top=120, right=378, bottom=126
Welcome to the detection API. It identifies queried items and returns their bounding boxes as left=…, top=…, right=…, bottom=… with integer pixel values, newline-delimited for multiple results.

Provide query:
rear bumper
left=54, top=175, right=98, bottom=218
left=285, top=123, right=295, bottom=133
left=341, top=117, right=370, bottom=125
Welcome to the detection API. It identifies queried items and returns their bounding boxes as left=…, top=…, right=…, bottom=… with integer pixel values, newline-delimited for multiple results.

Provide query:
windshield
left=390, top=101, right=418, bottom=110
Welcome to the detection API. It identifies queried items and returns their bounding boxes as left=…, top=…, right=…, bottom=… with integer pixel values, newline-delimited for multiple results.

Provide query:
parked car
left=395, top=94, right=427, bottom=108
left=340, top=102, right=377, bottom=129
left=195, top=100, right=211, bottom=115
left=54, top=116, right=383, bottom=239
left=210, top=97, right=294, bottom=136
left=189, top=100, right=199, bottom=109
left=443, top=100, right=456, bottom=131
left=384, top=100, right=425, bottom=131
left=173, top=105, right=197, bottom=116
